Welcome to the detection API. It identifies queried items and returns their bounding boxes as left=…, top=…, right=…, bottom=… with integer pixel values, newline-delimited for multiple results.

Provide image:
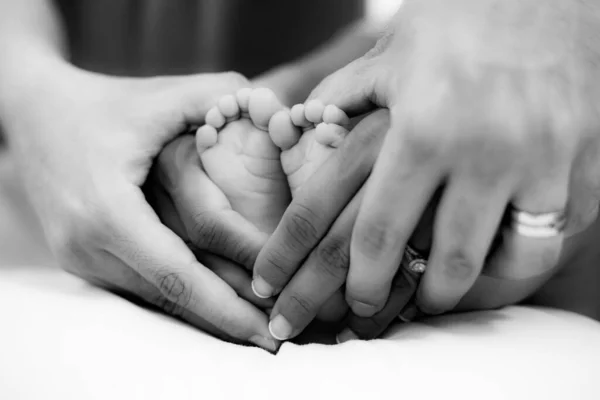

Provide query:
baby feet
left=196, top=88, right=291, bottom=234
left=196, top=87, right=350, bottom=234
left=268, top=100, right=350, bottom=196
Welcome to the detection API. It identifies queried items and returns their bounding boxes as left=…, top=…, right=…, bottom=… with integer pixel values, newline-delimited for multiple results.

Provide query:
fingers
left=105, top=186, right=278, bottom=351
left=197, top=252, right=274, bottom=310
left=252, top=109, right=390, bottom=298
left=415, top=169, right=512, bottom=315
left=346, top=118, right=443, bottom=317
left=157, top=136, right=267, bottom=269
left=267, top=190, right=363, bottom=341
left=338, top=264, right=421, bottom=342
left=482, top=174, right=570, bottom=281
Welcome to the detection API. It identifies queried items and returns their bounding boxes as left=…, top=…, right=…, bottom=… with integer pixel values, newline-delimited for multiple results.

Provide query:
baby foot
left=196, top=88, right=290, bottom=234
left=268, top=100, right=350, bottom=196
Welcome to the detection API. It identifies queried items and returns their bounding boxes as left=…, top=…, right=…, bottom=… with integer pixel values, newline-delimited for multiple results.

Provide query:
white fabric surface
left=1, top=152, right=599, bottom=400
left=1, top=269, right=599, bottom=400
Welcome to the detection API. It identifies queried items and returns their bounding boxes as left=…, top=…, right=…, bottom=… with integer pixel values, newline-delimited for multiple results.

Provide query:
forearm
left=255, top=19, right=383, bottom=105
left=0, top=0, right=71, bottom=127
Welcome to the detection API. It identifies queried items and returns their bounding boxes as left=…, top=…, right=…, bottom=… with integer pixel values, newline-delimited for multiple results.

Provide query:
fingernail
left=398, top=304, right=418, bottom=322
left=335, top=328, right=359, bottom=344
left=269, top=314, right=293, bottom=341
left=348, top=300, right=378, bottom=317
left=249, top=335, right=279, bottom=352
left=252, top=276, right=274, bottom=299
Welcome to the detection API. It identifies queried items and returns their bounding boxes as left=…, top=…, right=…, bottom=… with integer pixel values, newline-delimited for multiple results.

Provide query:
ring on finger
left=403, top=245, right=428, bottom=274
left=508, top=206, right=567, bottom=238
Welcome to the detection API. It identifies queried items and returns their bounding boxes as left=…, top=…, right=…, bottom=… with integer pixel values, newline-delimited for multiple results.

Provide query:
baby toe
left=218, top=94, right=240, bottom=119
left=205, top=106, right=226, bottom=129
left=269, top=110, right=301, bottom=151
left=196, top=125, right=219, bottom=154
left=315, top=122, right=349, bottom=148
left=323, top=104, right=350, bottom=128
left=248, top=88, right=284, bottom=130
left=304, top=100, right=326, bottom=124
left=290, top=104, right=312, bottom=129
left=236, top=88, right=253, bottom=112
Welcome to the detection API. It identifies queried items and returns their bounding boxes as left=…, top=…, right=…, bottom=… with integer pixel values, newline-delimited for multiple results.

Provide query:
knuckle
left=284, top=204, right=321, bottom=250
left=152, top=268, right=193, bottom=314
left=442, top=249, right=478, bottom=282
left=355, top=221, right=400, bottom=258
left=315, top=236, right=350, bottom=280
left=402, top=127, right=443, bottom=163
left=257, top=249, right=293, bottom=284
left=287, top=294, right=315, bottom=317
left=189, top=211, right=223, bottom=248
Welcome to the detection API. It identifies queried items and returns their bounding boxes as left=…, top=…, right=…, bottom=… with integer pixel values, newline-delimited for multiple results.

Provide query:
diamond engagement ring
left=403, top=245, right=427, bottom=274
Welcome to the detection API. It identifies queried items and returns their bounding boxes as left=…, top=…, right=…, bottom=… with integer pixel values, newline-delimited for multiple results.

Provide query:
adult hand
left=253, top=104, right=594, bottom=342
left=2, top=63, right=278, bottom=350
left=254, top=109, right=427, bottom=341
left=146, top=135, right=274, bottom=311
left=283, top=0, right=600, bottom=317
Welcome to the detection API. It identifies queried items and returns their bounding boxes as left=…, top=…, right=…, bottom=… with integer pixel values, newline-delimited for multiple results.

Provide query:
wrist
left=0, top=54, right=78, bottom=138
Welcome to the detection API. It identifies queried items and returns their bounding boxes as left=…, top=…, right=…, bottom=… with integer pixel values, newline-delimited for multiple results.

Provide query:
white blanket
left=1, top=153, right=600, bottom=400
left=1, top=267, right=599, bottom=400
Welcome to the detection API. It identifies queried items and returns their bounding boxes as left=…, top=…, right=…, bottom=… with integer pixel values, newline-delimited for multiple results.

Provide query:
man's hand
left=1, top=63, right=278, bottom=351
left=274, top=0, right=600, bottom=318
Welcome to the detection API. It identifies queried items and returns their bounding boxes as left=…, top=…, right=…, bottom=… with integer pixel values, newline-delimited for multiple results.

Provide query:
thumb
left=163, top=72, right=251, bottom=126
left=104, top=184, right=278, bottom=351
left=306, top=55, right=388, bottom=117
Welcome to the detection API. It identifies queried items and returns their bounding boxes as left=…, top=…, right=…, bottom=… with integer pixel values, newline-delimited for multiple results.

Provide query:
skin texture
left=252, top=0, right=600, bottom=340
left=0, top=0, right=380, bottom=349
left=1, top=59, right=283, bottom=351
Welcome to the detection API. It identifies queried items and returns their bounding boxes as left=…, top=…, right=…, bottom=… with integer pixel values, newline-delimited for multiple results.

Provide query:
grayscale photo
left=0, top=0, right=598, bottom=399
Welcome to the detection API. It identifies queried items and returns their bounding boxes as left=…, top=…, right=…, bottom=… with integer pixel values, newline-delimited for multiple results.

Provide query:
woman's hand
left=1, top=62, right=278, bottom=350
left=146, top=135, right=275, bottom=312
left=269, top=0, right=600, bottom=319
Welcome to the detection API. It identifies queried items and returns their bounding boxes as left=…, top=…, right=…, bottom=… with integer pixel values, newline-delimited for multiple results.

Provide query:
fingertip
left=347, top=299, right=380, bottom=318
left=415, top=288, right=447, bottom=316
left=248, top=335, right=280, bottom=353
left=335, top=328, right=359, bottom=344
left=268, top=314, right=293, bottom=341
left=251, top=276, right=275, bottom=299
